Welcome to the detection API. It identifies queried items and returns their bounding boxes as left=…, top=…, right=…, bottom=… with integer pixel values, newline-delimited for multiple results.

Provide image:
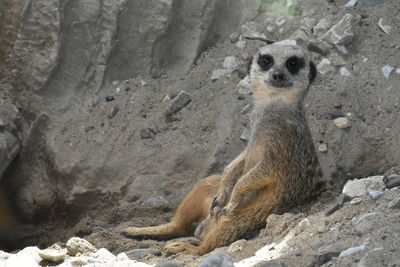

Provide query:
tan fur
left=123, top=44, right=324, bottom=255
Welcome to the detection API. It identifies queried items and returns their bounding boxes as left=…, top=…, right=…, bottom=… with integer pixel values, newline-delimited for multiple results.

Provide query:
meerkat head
left=249, top=44, right=316, bottom=104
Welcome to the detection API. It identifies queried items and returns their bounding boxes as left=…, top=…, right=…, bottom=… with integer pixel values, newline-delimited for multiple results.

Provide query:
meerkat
left=122, top=42, right=325, bottom=255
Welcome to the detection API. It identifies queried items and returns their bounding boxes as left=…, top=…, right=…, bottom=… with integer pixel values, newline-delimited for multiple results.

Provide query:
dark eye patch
left=285, top=56, right=305, bottom=75
left=257, top=54, right=274, bottom=71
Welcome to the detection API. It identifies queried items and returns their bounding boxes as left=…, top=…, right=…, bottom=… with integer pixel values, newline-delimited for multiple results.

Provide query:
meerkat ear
left=309, top=61, right=317, bottom=84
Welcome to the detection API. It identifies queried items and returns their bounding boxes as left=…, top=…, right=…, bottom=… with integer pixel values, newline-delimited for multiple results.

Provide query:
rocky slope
left=0, top=0, right=400, bottom=266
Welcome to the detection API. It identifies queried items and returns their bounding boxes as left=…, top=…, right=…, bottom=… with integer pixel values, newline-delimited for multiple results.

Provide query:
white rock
left=17, top=246, right=42, bottom=263
left=396, top=68, right=400, bottom=74
left=378, top=18, right=391, bottom=35
left=227, top=239, right=247, bottom=253
left=240, top=128, right=251, bottom=141
left=236, top=77, right=252, bottom=95
left=39, top=244, right=68, bottom=262
left=117, top=252, right=130, bottom=261
left=381, top=65, right=394, bottom=78
left=276, top=17, right=286, bottom=26
left=342, top=176, right=385, bottom=198
left=236, top=40, right=246, bottom=49
left=317, top=58, right=333, bottom=75
left=335, top=45, right=349, bottom=54
left=340, top=67, right=351, bottom=77
left=344, top=0, right=358, bottom=7
left=66, top=237, right=97, bottom=256
left=349, top=197, right=362, bottom=205
left=94, top=248, right=117, bottom=262
left=241, top=22, right=266, bottom=39
left=333, top=117, right=350, bottom=129
left=318, top=144, right=328, bottom=153
left=301, top=17, right=316, bottom=30
left=339, top=245, right=365, bottom=257
left=223, top=56, right=239, bottom=70
left=322, top=14, right=354, bottom=45
left=368, top=190, right=383, bottom=200
left=313, top=18, right=333, bottom=37
left=0, top=250, right=11, bottom=260
left=273, top=39, right=297, bottom=46
left=211, top=69, right=233, bottom=81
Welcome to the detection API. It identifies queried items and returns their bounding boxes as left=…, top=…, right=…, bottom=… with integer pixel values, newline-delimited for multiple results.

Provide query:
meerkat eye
left=257, top=55, right=274, bottom=71
left=285, top=56, right=305, bottom=75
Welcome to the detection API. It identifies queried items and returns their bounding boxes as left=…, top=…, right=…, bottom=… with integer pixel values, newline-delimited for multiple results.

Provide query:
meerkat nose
left=272, top=72, right=285, bottom=82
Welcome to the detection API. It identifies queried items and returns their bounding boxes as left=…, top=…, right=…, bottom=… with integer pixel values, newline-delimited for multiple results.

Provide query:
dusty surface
left=0, top=0, right=400, bottom=266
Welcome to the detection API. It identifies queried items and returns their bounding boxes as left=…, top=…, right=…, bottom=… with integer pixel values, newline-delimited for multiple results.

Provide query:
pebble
left=198, top=250, right=234, bottom=267
left=105, top=95, right=115, bottom=102
left=363, top=0, right=383, bottom=6
left=313, top=18, right=333, bottom=37
left=325, top=194, right=351, bottom=215
left=317, top=58, right=333, bottom=75
left=211, top=69, right=233, bottom=81
left=273, top=39, right=297, bottom=46
left=385, top=175, right=400, bottom=189
left=322, top=14, right=354, bottom=45
left=275, top=17, right=286, bottom=26
left=368, top=190, right=383, bottom=200
left=140, top=128, right=153, bottom=139
left=236, top=40, right=246, bottom=49
left=39, top=244, right=68, bottom=262
left=344, top=0, right=358, bottom=7
left=340, top=67, right=351, bottom=77
left=349, top=197, right=362, bottom=205
left=125, top=248, right=162, bottom=260
left=107, top=105, right=120, bottom=119
left=318, top=144, right=328, bottom=153
left=240, top=104, right=252, bottom=115
left=309, top=251, right=340, bottom=266
left=236, top=77, right=252, bottom=96
left=85, top=125, right=94, bottom=133
left=264, top=18, right=276, bottom=33
left=333, top=117, right=350, bottom=129
left=229, top=32, right=240, bottom=43
left=335, top=45, right=349, bottom=55
left=339, top=245, right=365, bottom=257
left=388, top=198, right=400, bottom=209
left=381, top=65, right=394, bottom=79
left=330, top=110, right=345, bottom=119
left=223, top=56, right=239, bottom=70
left=308, top=41, right=329, bottom=56
left=240, top=128, right=251, bottom=141
left=301, top=17, right=316, bottom=31
left=342, top=176, right=385, bottom=198
left=166, top=90, right=192, bottom=115
left=378, top=18, right=391, bottom=35
left=66, top=237, right=97, bottom=256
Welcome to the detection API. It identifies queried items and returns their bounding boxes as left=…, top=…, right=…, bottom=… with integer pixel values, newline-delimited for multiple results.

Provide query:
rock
left=396, top=68, right=400, bottom=74
left=116, top=252, right=129, bottom=261
left=166, top=91, right=192, bottom=115
left=309, top=251, right=340, bottom=267
left=378, top=18, right=391, bottom=35
left=385, top=175, right=400, bottom=189
left=344, top=0, right=358, bottom=7
left=155, top=261, right=184, bottom=267
left=308, top=41, right=329, bottom=56
left=107, top=105, right=120, bottom=119
left=325, top=194, right=351, bottom=215
left=105, top=96, right=115, bottom=102
left=330, top=111, right=345, bottom=119
left=94, top=248, right=117, bottom=262
left=0, top=250, right=11, bottom=260
left=301, top=17, right=317, bottom=31
left=363, top=0, right=383, bottom=6
left=223, top=56, right=239, bottom=70
left=381, top=65, right=394, bottom=79
left=229, top=33, right=240, bottom=43
left=198, top=250, right=234, bottom=267
left=237, top=65, right=249, bottom=79
left=236, top=77, right=252, bottom=96
left=93, top=226, right=105, bottom=233
left=66, top=237, right=97, bottom=256
left=5, top=247, right=42, bottom=267
left=264, top=18, right=276, bottom=33
left=292, top=29, right=310, bottom=44
left=340, top=67, right=351, bottom=77
left=318, top=144, right=328, bottom=153
left=388, top=198, right=400, bottom=209
left=339, top=245, right=366, bottom=257
left=317, top=58, right=333, bottom=75
left=85, top=126, right=95, bottom=133
left=342, top=176, right=385, bottom=198
left=125, top=248, right=162, bottom=260
left=240, top=104, right=252, bottom=115
left=275, top=17, right=286, bottom=26
left=211, top=69, right=233, bottom=81
left=227, top=239, right=247, bottom=253
left=313, top=18, right=332, bottom=37
left=335, top=45, right=349, bottom=55
left=322, top=14, right=354, bottom=45
left=273, top=40, right=297, bottom=46
left=354, top=213, right=379, bottom=234
left=368, top=190, right=383, bottom=200
left=39, top=244, right=68, bottom=262
left=349, top=197, right=362, bottom=205
left=140, top=128, right=153, bottom=139
left=254, top=260, right=284, bottom=267
left=236, top=40, right=246, bottom=49
left=333, top=117, right=350, bottom=129
left=241, top=21, right=267, bottom=39
left=240, top=128, right=251, bottom=141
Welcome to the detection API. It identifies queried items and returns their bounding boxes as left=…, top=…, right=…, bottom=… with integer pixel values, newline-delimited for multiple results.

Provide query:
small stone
left=166, top=91, right=192, bottom=115
left=385, top=175, right=400, bottom=189
left=339, top=245, right=365, bottom=257
left=349, top=197, right=362, bottom=205
left=308, top=41, right=329, bottom=56
left=112, top=80, right=120, bottom=86
left=107, top=105, right=120, bottom=119
left=211, top=69, right=233, bottom=81
left=125, top=248, right=162, bottom=260
left=342, top=176, right=385, bottom=198
left=344, top=0, right=358, bottom=7
left=381, top=65, right=394, bottom=79
left=236, top=77, right=252, bottom=96
left=105, top=95, right=115, bottom=102
left=85, top=126, right=94, bottom=133
left=39, top=244, right=68, bottom=262
left=313, top=18, right=333, bottom=37
left=322, top=14, right=354, bottom=45
left=273, top=39, right=297, bottom=46
left=340, top=67, right=351, bottom=77
left=229, top=32, right=240, bottom=43
left=363, top=0, right=383, bottom=6
left=125, top=87, right=131, bottom=91
left=292, top=29, right=310, bottom=44
left=368, top=190, right=383, bottom=200
left=388, top=198, right=400, bottom=209
left=318, top=144, right=328, bottom=153
left=317, top=58, right=333, bottom=75
left=66, top=237, right=97, bottom=256
left=264, top=18, right=276, bottom=33
left=92, top=227, right=104, bottom=233
left=275, top=17, right=286, bottom=26
left=223, top=56, right=239, bottom=70
left=236, top=40, right=246, bottom=49
left=333, top=117, right=350, bottom=129
left=378, top=18, right=391, bottom=35
left=240, top=128, right=251, bottom=141
left=301, top=17, right=316, bottom=31
left=140, top=128, right=152, bottom=139
left=199, top=250, right=234, bottom=267
left=395, top=68, right=400, bottom=74
left=330, top=111, right=345, bottom=119
left=335, top=45, right=349, bottom=55
left=309, top=251, right=340, bottom=266
left=325, top=194, right=351, bottom=215
left=237, top=65, right=248, bottom=79
left=240, top=104, right=252, bottom=115
left=241, top=21, right=267, bottom=39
